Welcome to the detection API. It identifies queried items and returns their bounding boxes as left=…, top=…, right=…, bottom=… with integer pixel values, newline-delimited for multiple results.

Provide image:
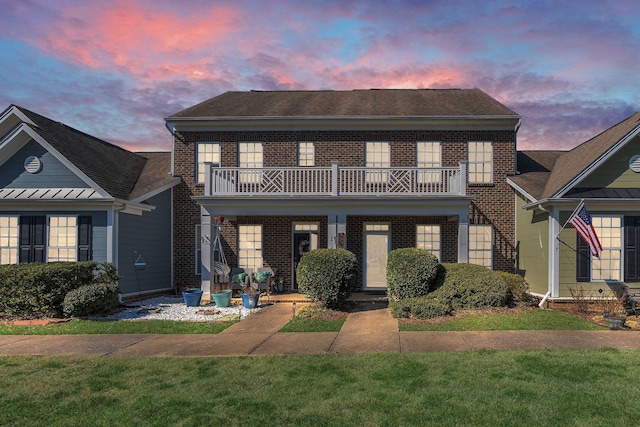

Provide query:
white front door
left=364, top=223, right=390, bottom=289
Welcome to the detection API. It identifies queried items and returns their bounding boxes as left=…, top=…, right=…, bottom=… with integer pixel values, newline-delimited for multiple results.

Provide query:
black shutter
left=576, top=233, right=591, bottom=282
left=77, top=216, right=92, bottom=261
left=624, top=216, right=639, bottom=282
left=19, top=216, right=46, bottom=263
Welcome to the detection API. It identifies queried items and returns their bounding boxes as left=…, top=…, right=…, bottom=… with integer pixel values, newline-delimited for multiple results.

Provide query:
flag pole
left=557, top=199, right=584, bottom=238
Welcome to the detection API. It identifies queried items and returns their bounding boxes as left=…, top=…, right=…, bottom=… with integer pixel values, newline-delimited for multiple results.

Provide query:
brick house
left=165, top=89, right=521, bottom=298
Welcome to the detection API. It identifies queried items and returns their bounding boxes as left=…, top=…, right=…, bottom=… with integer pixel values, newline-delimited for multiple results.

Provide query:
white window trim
left=468, top=141, right=493, bottom=184
left=469, top=224, right=493, bottom=268
left=298, top=142, right=315, bottom=167
left=365, top=141, right=390, bottom=184
left=196, top=142, right=221, bottom=184
left=238, top=142, right=263, bottom=185
left=590, top=215, right=623, bottom=281
left=0, top=215, right=19, bottom=265
left=47, top=215, right=78, bottom=262
left=416, top=224, right=441, bottom=261
left=238, top=224, right=263, bottom=270
left=416, top=141, right=442, bottom=184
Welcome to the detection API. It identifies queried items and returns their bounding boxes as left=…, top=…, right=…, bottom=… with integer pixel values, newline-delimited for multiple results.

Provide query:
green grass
left=400, top=309, right=607, bottom=331
left=1, top=350, right=639, bottom=426
left=279, top=317, right=346, bottom=332
left=0, top=319, right=238, bottom=335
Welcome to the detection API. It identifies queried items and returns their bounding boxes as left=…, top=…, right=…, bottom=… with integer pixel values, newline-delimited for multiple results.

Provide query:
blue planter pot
left=241, top=293, right=260, bottom=309
left=182, top=289, right=203, bottom=307
left=212, top=289, right=232, bottom=307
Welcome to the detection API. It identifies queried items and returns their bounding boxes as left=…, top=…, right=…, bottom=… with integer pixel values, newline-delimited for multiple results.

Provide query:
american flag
left=569, top=202, right=603, bottom=258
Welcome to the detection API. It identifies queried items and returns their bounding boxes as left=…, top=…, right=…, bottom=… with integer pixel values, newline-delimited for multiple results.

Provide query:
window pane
left=469, top=224, right=492, bottom=268
left=468, top=141, right=492, bottom=183
left=0, top=216, right=19, bottom=264
left=417, top=142, right=441, bottom=184
left=196, top=142, right=221, bottom=183
left=417, top=224, right=441, bottom=260
left=299, top=142, right=315, bottom=167
left=48, top=216, right=77, bottom=262
left=366, top=142, right=389, bottom=183
left=238, top=225, right=263, bottom=269
left=239, top=142, right=263, bottom=184
left=591, top=215, right=622, bottom=280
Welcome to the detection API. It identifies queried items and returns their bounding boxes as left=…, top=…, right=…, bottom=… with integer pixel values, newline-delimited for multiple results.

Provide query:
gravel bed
left=92, top=296, right=263, bottom=322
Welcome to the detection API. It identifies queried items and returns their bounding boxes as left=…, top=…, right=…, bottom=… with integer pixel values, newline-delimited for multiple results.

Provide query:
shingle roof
left=12, top=106, right=171, bottom=201
left=169, top=89, right=518, bottom=118
left=511, top=113, right=640, bottom=202
left=129, top=152, right=176, bottom=201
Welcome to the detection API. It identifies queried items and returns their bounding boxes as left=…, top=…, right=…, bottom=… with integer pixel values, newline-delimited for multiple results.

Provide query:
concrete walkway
left=2, top=303, right=640, bottom=357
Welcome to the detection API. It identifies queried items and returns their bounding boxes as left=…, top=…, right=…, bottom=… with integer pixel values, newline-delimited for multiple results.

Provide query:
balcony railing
left=203, top=163, right=466, bottom=196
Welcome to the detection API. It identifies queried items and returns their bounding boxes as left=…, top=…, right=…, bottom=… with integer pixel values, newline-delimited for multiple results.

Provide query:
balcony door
left=364, top=223, right=390, bottom=289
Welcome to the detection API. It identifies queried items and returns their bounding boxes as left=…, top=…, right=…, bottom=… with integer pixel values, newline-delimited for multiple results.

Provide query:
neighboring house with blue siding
left=0, top=105, right=179, bottom=297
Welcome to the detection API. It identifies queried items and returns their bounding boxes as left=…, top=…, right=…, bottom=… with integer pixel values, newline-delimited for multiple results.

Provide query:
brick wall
left=172, top=129, right=516, bottom=287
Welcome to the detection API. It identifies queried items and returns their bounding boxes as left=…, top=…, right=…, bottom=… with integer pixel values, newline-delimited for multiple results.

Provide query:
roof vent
left=24, top=156, right=42, bottom=174
left=629, top=154, right=640, bottom=173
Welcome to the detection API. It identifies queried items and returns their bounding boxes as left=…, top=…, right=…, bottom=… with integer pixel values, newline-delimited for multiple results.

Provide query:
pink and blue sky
left=1, top=0, right=639, bottom=152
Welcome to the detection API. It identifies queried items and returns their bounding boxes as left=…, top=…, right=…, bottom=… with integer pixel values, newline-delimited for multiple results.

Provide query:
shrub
left=0, top=262, right=119, bottom=319
left=389, top=295, right=452, bottom=319
left=386, top=248, right=440, bottom=301
left=296, top=249, right=357, bottom=308
left=63, top=283, right=121, bottom=317
left=495, top=271, right=534, bottom=306
left=432, top=263, right=508, bottom=310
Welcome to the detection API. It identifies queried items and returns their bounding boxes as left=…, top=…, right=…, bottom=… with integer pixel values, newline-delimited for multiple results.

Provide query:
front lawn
left=1, top=351, right=639, bottom=426
left=400, top=308, right=607, bottom=331
left=0, top=319, right=237, bottom=335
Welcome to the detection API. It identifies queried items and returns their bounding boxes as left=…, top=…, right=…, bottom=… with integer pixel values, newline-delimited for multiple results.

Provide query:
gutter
left=538, top=291, right=551, bottom=309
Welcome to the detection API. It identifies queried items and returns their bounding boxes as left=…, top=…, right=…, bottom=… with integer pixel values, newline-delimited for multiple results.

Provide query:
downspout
left=538, top=291, right=551, bottom=309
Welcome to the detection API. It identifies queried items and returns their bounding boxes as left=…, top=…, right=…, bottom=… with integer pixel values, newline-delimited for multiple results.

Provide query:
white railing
left=204, top=163, right=466, bottom=196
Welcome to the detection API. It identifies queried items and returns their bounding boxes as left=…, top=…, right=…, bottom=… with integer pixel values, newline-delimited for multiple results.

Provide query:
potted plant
left=182, top=286, right=203, bottom=307
left=272, top=276, right=285, bottom=294
left=599, top=288, right=627, bottom=330
left=211, top=281, right=232, bottom=308
left=240, top=283, right=261, bottom=309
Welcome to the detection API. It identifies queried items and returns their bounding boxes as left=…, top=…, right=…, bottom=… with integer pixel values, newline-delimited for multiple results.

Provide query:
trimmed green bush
left=389, top=295, right=452, bottom=319
left=495, top=271, right=534, bottom=306
left=296, top=249, right=357, bottom=308
left=432, top=263, right=508, bottom=309
left=0, top=262, right=119, bottom=319
left=386, top=248, right=440, bottom=301
left=63, top=283, right=120, bottom=317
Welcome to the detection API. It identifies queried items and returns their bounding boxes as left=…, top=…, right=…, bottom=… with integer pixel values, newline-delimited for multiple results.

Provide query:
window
left=469, top=224, right=492, bottom=267
left=48, top=216, right=77, bottom=262
left=0, top=216, right=18, bottom=264
left=591, top=216, right=622, bottom=281
left=417, top=141, right=441, bottom=184
left=366, top=142, right=390, bottom=183
left=239, top=142, right=263, bottom=184
left=416, top=224, right=441, bottom=261
left=238, top=225, right=262, bottom=269
left=468, top=141, right=492, bottom=183
left=298, top=142, right=315, bottom=166
left=196, top=142, right=221, bottom=183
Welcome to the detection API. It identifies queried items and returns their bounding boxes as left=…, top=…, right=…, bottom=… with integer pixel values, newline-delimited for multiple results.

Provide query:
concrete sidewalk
left=2, top=303, right=640, bottom=357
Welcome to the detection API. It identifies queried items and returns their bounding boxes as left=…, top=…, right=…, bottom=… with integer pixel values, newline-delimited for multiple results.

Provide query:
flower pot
left=182, top=289, right=203, bottom=307
left=241, top=293, right=260, bottom=309
left=604, top=315, right=626, bottom=330
left=212, top=289, right=232, bottom=307
left=274, top=279, right=284, bottom=294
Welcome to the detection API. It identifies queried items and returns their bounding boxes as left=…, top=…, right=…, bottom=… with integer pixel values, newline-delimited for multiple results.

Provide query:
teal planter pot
left=182, top=289, right=203, bottom=307
left=241, top=293, right=260, bottom=309
left=212, top=289, right=232, bottom=307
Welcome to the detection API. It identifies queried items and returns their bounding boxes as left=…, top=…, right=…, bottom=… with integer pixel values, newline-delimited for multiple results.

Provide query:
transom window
left=365, top=224, right=389, bottom=232
left=469, top=224, right=492, bottom=268
left=416, top=224, right=441, bottom=261
left=48, top=216, right=77, bottom=262
left=0, top=216, right=18, bottom=264
left=591, top=216, right=622, bottom=281
left=468, top=141, right=493, bottom=184
left=417, top=141, right=441, bottom=184
left=196, top=142, right=221, bottom=183
left=298, top=142, right=315, bottom=167
left=366, top=142, right=390, bottom=183
left=238, top=224, right=263, bottom=270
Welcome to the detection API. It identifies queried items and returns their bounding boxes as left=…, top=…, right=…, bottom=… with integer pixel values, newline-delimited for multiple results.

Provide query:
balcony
left=203, top=163, right=467, bottom=197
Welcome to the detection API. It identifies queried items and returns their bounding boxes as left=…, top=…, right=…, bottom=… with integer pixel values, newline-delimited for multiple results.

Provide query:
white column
left=458, top=209, right=469, bottom=263
left=328, top=215, right=337, bottom=248
left=200, top=208, right=212, bottom=298
left=549, top=207, right=560, bottom=298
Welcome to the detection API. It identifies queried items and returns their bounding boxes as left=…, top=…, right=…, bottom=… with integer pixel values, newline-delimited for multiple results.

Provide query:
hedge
left=431, top=263, right=508, bottom=309
left=495, top=271, right=534, bottom=306
left=386, top=248, right=440, bottom=301
left=389, top=295, right=452, bottom=319
left=63, top=283, right=121, bottom=317
left=0, top=262, right=119, bottom=319
left=296, top=248, right=357, bottom=308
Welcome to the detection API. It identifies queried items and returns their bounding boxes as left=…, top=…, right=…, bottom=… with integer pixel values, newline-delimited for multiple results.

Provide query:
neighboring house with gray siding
left=0, top=105, right=179, bottom=297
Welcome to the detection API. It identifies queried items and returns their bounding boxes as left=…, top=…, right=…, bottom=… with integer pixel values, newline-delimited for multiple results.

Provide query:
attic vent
left=24, top=156, right=42, bottom=174
left=629, top=154, right=640, bottom=173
